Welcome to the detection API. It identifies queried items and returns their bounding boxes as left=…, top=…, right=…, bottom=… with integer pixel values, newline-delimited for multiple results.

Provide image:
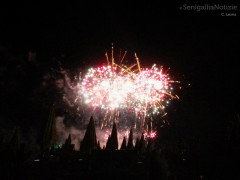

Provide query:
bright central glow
left=80, top=65, right=172, bottom=115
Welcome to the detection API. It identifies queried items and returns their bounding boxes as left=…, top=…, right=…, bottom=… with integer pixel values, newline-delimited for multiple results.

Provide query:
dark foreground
left=1, top=148, right=204, bottom=180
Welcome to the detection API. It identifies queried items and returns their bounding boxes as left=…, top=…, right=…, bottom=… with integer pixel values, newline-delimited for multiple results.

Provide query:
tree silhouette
left=80, top=116, right=97, bottom=153
left=121, top=136, right=127, bottom=150
left=127, top=129, right=133, bottom=149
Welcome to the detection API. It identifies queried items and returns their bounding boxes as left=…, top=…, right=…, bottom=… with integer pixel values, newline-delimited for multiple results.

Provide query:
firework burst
left=71, top=46, right=179, bottom=133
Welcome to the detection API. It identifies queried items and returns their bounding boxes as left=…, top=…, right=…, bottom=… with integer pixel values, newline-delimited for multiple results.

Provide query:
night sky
left=0, top=2, right=239, bottom=145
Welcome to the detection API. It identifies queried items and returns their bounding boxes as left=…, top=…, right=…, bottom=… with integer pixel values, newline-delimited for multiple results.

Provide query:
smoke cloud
left=55, top=116, right=143, bottom=150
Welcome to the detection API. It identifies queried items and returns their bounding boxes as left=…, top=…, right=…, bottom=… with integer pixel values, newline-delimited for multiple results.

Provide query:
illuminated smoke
left=55, top=116, right=144, bottom=149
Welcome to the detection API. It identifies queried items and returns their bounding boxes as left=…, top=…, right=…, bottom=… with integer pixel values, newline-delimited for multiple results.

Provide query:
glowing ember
left=143, top=131, right=157, bottom=139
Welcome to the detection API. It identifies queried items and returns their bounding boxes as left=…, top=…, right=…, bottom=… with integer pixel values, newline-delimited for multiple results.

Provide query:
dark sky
left=0, top=2, right=239, bottom=140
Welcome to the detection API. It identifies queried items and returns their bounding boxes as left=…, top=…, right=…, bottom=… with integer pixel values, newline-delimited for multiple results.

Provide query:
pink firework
left=78, top=63, right=177, bottom=129
left=55, top=47, right=180, bottom=130
left=80, top=65, right=135, bottom=110
left=132, top=65, right=171, bottom=115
